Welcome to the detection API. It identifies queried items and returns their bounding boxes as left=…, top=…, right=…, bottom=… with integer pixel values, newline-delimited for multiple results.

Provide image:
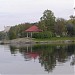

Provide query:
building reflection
left=9, top=44, right=75, bottom=73
left=10, top=44, right=40, bottom=61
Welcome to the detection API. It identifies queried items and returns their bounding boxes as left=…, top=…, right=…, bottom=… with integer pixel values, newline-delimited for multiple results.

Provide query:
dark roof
left=25, top=25, right=42, bottom=32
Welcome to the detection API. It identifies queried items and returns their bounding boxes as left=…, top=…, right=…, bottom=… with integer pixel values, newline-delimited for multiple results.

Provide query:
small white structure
left=4, top=26, right=11, bottom=32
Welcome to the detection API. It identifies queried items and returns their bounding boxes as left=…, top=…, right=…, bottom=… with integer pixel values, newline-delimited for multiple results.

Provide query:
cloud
left=0, top=0, right=73, bottom=13
left=0, top=0, right=74, bottom=31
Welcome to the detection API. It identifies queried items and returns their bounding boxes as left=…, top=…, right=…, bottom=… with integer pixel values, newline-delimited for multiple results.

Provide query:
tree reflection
left=10, top=46, right=18, bottom=56
left=9, top=44, right=75, bottom=73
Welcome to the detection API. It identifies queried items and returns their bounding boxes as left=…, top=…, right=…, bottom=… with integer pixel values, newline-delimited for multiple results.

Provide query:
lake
left=0, top=44, right=74, bottom=75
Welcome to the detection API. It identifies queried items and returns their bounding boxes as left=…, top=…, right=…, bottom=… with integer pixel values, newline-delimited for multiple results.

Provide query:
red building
left=25, top=25, right=42, bottom=37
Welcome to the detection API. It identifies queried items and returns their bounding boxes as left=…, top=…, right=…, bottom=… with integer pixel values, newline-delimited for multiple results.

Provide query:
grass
left=33, top=37, right=75, bottom=41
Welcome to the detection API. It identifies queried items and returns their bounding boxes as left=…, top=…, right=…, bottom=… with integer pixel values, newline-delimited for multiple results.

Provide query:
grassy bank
left=33, top=37, right=75, bottom=41
left=32, top=37, right=75, bottom=44
left=1, top=37, right=75, bottom=44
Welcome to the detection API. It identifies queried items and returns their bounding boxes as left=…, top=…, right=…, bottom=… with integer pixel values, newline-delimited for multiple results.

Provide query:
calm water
left=0, top=44, right=75, bottom=75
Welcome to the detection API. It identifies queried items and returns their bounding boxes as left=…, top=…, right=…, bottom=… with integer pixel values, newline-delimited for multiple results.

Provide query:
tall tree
left=68, top=15, right=75, bottom=24
left=67, top=15, right=75, bottom=36
left=39, top=9, right=55, bottom=32
left=66, top=24, right=75, bottom=36
left=54, top=18, right=67, bottom=36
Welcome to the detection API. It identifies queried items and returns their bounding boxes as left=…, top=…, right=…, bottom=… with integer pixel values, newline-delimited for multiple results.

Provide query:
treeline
left=8, top=23, right=37, bottom=39
left=0, top=9, right=75, bottom=40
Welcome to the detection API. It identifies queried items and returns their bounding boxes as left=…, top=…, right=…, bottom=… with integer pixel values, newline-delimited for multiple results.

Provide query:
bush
left=32, top=32, right=53, bottom=39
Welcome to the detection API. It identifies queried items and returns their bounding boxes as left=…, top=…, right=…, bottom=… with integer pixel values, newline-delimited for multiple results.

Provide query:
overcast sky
left=0, top=0, right=74, bottom=31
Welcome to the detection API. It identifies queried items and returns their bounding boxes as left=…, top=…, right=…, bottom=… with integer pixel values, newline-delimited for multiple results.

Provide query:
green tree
left=8, top=23, right=36, bottom=40
left=8, top=27, right=17, bottom=40
left=0, top=32, right=6, bottom=40
left=67, top=15, right=75, bottom=24
left=54, top=18, right=67, bottom=36
left=67, top=15, right=75, bottom=36
left=39, top=9, right=55, bottom=32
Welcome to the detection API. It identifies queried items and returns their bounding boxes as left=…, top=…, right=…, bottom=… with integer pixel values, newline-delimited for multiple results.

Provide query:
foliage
left=66, top=24, right=75, bottom=36
left=8, top=23, right=36, bottom=40
left=0, top=32, right=6, bottom=40
left=69, top=15, right=75, bottom=24
left=39, top=9, right=55, bottom=32
left=65, top=15, right=75, bottom=36
left=32, top=31, right=54, bottom=39
left=1, top=9, right=75, bottom=40
left=54, top=18, right=67, bottom=36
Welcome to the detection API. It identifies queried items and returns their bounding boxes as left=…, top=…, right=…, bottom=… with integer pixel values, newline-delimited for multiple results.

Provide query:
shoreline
left=0, top=37, right=75, bottom=45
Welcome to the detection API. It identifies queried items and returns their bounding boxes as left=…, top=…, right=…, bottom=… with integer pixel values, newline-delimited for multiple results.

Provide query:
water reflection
left=9, top=44, right=75, bottom=73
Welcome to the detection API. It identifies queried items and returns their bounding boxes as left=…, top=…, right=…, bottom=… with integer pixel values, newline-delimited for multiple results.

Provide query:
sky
left=0, top=0, right=74, bottom=31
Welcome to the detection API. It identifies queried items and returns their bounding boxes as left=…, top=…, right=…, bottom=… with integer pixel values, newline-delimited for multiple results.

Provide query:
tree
left=8, top=27, right=17, bottom=40
left=8, top=23, right=35, bottom=40
left=39, top=9, right=55, bottom=32
left=68, top=15, right=75, bottom=24
left=66, top=24, right=75, bottom=36
left=0, top=32, right=6, bottom=40
left=54, top=18, right=67, bottom=36
left=66, top=15, right=75, bottom=36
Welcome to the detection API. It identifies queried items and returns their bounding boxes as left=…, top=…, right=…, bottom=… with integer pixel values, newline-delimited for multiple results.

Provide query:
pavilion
left=25, top=25, right=42, bottom=38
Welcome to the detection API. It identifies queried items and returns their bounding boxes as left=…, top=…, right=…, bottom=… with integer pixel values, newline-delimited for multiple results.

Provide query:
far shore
left=0, top=37, right=75, bottom=45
